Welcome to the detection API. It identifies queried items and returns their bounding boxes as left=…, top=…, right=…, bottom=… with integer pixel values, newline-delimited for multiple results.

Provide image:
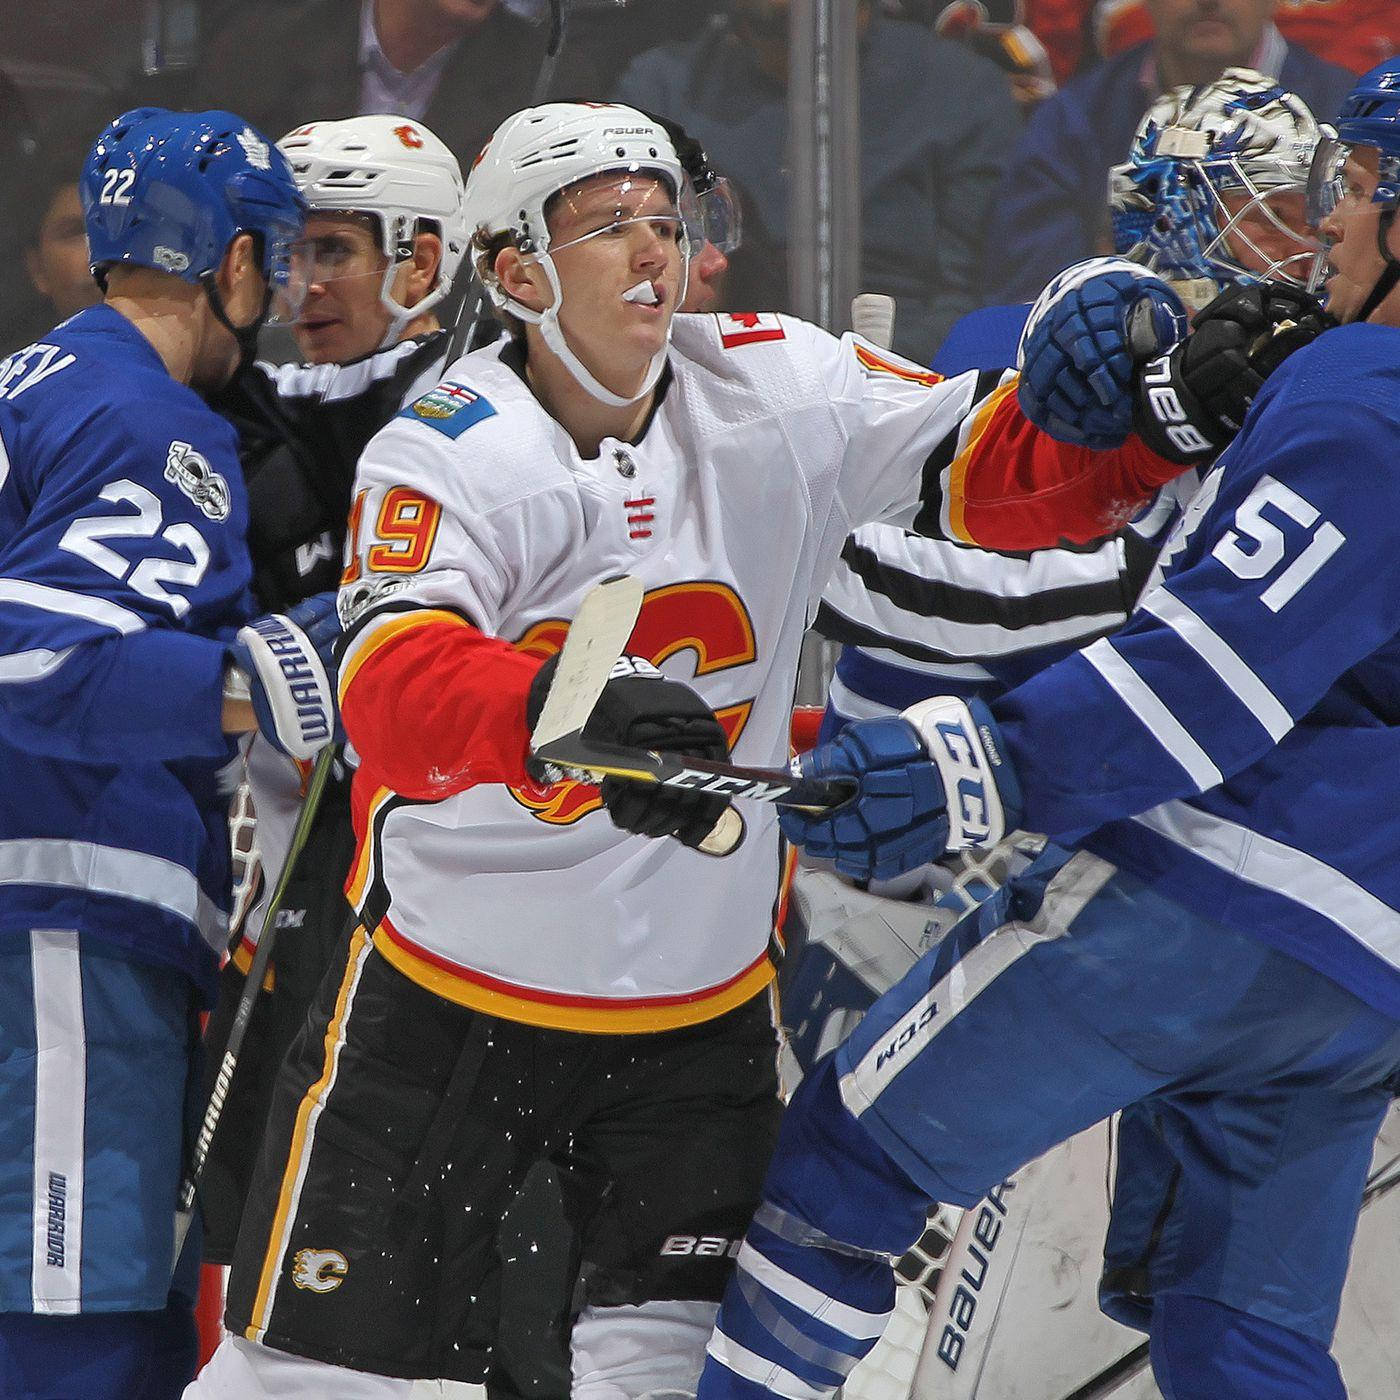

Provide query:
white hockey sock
left=571, top=1299, right=719, bottom=1399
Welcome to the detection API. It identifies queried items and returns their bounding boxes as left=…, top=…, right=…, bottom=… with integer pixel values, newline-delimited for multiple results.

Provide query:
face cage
left=1132, top=155, right=1324, bottom=294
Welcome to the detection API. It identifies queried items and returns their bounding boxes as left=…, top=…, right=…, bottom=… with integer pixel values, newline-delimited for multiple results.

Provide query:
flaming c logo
left=512, top=582, right=757, bottom=825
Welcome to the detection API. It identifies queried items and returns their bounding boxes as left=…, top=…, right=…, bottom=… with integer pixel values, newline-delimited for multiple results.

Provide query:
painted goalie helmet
left=463, top=102, right=702, bottom=406
left=1109, top=67, right=1330, bottom=308
left=277, top=115, right=469, bottom=347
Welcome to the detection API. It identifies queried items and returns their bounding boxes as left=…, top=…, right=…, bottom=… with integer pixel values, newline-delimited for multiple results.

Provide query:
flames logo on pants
left=291, top=1247, right=349, bottom=1293
left=511, top=581, right=757, bottom=825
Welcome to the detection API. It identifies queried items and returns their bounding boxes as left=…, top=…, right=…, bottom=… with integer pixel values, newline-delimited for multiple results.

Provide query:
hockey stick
left=172, top=743, right=336, bottom=1270
left=531, top=730, right=858, bottom=814
left=529, top=574, right=645, bottom=748
left=527, top=575, right=854, bottom=858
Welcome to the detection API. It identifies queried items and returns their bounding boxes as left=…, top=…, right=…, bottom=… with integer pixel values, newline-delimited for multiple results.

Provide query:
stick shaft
left=172, top=745, right=336, bottom=1265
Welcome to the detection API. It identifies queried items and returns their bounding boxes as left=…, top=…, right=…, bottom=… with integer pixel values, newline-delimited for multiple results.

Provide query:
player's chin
left=293, top=320, right=348, bottom=364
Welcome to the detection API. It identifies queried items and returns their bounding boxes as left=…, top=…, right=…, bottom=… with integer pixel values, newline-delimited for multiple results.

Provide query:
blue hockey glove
left=780, top=698, right=1022, bottom=884
left=1018, top=258, right=1188, bottom=448
left=228, top=591, right=341, bottom=759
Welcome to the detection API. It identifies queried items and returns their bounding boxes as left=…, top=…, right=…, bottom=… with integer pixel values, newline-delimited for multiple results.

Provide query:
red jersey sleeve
left=945, top=379, right=1185, bottom=551
left=339, top=609, right=542, bottom=800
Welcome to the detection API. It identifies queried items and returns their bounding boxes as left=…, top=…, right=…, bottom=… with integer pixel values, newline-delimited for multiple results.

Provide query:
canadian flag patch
left=718, top=311, right=786, bottom=348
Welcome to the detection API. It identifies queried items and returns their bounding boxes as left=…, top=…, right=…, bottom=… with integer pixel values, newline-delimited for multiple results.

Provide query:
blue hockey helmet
left=81, top=107, right=308, bottom=323
left=1110, top=68, right=1327, bottom=310
left=1305, top=58, right=1400, bottom=318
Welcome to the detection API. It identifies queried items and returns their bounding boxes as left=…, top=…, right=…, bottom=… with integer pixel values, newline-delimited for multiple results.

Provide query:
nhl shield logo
left=291, top=1247, right=348, bottom=1293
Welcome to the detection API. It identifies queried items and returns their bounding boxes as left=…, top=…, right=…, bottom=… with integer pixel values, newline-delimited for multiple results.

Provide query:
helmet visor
left=697, top=177, right=742, bottom=254
left=1306, top=134, right=1354, bottom=228
left=545, top=170, right=702, bottom=261
left=266, top=225, right=312, bottom=325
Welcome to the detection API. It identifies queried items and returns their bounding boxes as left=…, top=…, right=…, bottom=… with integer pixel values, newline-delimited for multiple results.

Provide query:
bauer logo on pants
left=291, top=1247, right=348, bottom=1293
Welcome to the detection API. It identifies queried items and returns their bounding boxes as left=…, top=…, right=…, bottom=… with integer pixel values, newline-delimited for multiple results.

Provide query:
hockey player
left=699, top=58, right=1400, bottom=1400
left=199, top=113, right=741, bottom=1289
left=0, top=107, right=342, bottom=1400
left=187, top=103, right=1246, bottom=1399
left=198, top=113, right=470, bottom=1266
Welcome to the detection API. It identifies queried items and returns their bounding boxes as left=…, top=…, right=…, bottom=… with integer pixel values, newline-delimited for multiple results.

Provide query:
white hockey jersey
left=336, top=311, right=1175, bottom=1032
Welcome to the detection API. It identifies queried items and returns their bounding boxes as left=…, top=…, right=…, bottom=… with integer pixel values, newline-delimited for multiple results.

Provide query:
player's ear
left=216, top=232, right=262, bottom=320
left=494, top=245, right=549, bottom=314
left=400, top=230, right=442, bottom=309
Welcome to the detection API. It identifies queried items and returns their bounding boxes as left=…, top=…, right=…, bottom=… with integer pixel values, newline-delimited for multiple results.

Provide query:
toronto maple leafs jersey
left=991, top=323, right=1400, bottom=1020
left=337, top=312, right=1182, bottom=1032
left=0, top=306, right=254, bottom=997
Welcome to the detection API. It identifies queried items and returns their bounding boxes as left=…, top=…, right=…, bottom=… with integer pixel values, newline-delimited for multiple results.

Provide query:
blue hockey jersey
left=0, top=306, right=254, bottom=998
left=992, top=323, right=1400, bottom=1020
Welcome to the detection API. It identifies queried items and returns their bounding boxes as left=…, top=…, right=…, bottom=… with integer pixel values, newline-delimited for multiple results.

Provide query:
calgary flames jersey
left=336, top=312, right=1179, bottom=1033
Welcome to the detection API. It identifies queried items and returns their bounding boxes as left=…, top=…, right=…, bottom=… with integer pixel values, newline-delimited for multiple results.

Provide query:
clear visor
left=1306, top=134, right=1353, bottom=228
left=1306, top=135, right=1400, bottom=225
left=265, top=228, right=312, bottom=325
left=697, top=177, right=743, bottom=254
left=544, top=171, right=703, bottom=261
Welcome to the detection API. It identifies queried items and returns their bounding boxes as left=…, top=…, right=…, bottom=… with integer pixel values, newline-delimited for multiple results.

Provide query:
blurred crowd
left=1, top=0, right=1394, bottom=363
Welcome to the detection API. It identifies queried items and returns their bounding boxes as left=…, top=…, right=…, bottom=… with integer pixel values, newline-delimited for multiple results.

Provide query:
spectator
left=617, top=0, right=1021, bottom=361
left=1095, top=0, right=1397, bottom=76
left=982, top=0, right=1354, bottom=303
left=0, top=68, right=39, bottom=353
left=17, top=124, right=106, bottom=345
left=193, top=0, right=600, bottom=171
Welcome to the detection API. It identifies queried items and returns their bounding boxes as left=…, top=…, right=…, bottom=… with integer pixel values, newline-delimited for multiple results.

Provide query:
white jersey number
left=59, top=479, right=211, bottom=618
left=1212, top=475, right=1344, bottom=613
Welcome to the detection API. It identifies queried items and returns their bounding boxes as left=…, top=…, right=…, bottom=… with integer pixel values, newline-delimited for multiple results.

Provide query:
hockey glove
left=1132, top=281, right=1336, bottom=465
left=1018, top=259, right=1188, bottom=448
left=780, top=698, right=1022, bottom=884
left=228, top=591, right=341, bottom=760
left=526, top=654, right=733, bottom=850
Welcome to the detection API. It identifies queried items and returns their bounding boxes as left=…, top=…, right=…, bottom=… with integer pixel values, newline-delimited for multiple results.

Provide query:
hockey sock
left=0, top=1301, right=197, bottom=1400
left=1149, top=1294, right=1345, bottom=1400
left=696, top=1057, right=931, bottom=1398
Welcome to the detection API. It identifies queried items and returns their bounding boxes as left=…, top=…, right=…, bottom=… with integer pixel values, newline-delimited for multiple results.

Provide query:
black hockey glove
left=1132, top=282, right=1336, bottom=464
left=526, top=654, right=733, bottom=850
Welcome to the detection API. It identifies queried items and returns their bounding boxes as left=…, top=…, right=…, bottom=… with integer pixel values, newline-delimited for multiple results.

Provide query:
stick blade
left=530, top=575, right=644, bottom=749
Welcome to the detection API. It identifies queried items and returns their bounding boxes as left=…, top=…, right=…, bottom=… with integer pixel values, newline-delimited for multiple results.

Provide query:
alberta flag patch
left=400, top=381, right=496, bottom=437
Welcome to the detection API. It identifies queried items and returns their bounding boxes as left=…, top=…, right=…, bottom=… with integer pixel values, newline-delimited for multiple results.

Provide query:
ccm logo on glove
left=902, top=697, right=1013, bottom=849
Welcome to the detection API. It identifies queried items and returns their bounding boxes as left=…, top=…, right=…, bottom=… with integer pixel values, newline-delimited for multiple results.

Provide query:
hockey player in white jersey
left=187, top=102, right=1242, bottom=1400
left=699, top=58, right=1400, bottom=1400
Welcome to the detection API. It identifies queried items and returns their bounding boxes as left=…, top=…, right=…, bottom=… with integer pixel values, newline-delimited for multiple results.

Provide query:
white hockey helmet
left=464, top=102, right=696, bottom=405
left=278, top=115, right=468, bottom=344
left=1109, top=68, right=1329, bottom=307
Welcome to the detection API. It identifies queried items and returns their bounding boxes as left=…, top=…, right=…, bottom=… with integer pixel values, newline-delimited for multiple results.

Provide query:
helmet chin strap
left=201, top=271, right=271, bottom=372
left=1356, top=206, right=1400, bottom=323
left=374, top=252, right=450, bottom=351
left=506, top=252, right=683, bottom=407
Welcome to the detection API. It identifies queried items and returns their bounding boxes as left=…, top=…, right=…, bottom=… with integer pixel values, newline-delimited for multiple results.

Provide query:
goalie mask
left=278, top=115, right=468, bottom=349
left=464, top=102, right=702, bottom=407
left=1109, top=68, right=1330, bottom=310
